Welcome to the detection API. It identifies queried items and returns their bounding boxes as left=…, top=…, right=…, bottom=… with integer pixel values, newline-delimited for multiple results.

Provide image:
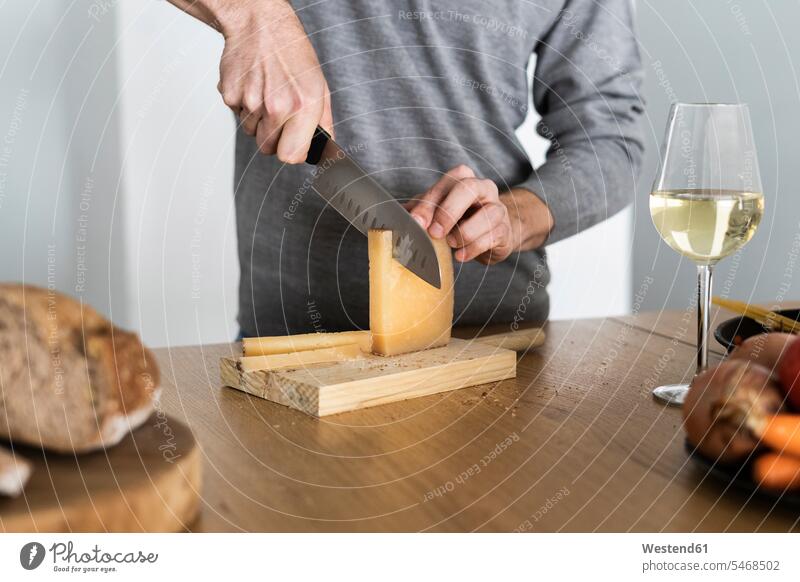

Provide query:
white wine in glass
left=650, top=189, right=763, bottom=263
left=650, top=104, right=763, bottom=405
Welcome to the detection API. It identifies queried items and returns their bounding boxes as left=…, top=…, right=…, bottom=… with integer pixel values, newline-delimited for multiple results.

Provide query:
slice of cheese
left=238, top=343, right=364, bottom=372
left=242, top=330, right=371, bottom=356
left=369, top=229, right=454, bottom=356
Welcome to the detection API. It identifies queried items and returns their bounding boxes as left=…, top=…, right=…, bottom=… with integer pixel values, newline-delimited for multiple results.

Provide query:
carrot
left=756, top=414, right=800, bottom=457
left=753, top=453, right=800, bottom=491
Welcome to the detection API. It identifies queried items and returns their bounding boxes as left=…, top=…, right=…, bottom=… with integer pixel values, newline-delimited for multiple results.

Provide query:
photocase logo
left=19, top=542, right=46, bottom=570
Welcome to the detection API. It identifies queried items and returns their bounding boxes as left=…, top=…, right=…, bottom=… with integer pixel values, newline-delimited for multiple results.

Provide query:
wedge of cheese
left=369, top=229, right=454, bottom=356
left=239, top=343, right=364, bottom=372
left=242, top=330, right=371, bottom=356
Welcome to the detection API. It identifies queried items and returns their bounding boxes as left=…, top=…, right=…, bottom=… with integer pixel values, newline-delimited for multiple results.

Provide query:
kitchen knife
left=305, top=126, right=441, bottom=288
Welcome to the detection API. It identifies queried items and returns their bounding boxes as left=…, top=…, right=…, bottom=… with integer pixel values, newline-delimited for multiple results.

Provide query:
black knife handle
left=305, top=126, right=332, bottom=165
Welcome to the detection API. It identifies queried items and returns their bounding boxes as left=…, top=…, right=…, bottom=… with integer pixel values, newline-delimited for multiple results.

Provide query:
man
left=167, top=0, right=644, bottom=336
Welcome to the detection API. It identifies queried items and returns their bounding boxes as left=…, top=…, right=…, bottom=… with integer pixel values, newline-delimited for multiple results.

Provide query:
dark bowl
left=685, top=441, right=800, bottom=508
left=714, top=309, right=800, bottom=353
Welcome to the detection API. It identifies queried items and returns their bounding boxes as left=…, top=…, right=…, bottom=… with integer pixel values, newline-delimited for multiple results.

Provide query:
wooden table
left=156, top=307, right=800, bottom=532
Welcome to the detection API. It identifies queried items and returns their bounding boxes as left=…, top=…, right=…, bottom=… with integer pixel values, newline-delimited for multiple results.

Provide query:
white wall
left=542, top=208, right=632, bottom=320
left=116, top=2, right=238, bottom=347
left=0, top=1, right=128, bottom=321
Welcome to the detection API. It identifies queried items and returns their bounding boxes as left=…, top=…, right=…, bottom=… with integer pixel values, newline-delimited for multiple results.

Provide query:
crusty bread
left=0, top=284, right=160, bottom=453
left=0, top=445, right=31, bottom=497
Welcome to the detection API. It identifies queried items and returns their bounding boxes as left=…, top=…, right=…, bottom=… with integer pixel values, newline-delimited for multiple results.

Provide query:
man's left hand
left=407, top=165, right=554, bottom=265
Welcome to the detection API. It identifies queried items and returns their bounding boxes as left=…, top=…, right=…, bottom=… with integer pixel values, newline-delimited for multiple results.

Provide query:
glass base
left=652, top=383, right=689, bottom=407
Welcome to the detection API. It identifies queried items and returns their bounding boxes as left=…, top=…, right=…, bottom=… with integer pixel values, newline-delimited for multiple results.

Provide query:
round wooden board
left=0, top=415, right=201, bottom=532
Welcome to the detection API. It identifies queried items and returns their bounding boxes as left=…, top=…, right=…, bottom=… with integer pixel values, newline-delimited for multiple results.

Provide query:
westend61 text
left=642, top=543, right=708, bottom=554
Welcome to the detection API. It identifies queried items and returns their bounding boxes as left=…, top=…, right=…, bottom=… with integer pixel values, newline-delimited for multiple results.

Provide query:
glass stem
left=696, top=264, right=713, bottom=373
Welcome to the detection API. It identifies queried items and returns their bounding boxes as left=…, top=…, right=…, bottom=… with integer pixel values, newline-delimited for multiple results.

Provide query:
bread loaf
left=0, top=445, right=30, bottom=497
left=0, top=284, right=160, bottom=453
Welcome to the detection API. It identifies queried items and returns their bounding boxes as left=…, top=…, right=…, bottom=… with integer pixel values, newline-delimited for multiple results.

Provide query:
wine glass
left=650, top=103, right=763, bottom=406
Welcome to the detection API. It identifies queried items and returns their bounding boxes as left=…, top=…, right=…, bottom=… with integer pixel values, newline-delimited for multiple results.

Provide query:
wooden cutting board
left=221, top=337, right=518, bottom=416
left=0, top=415, right=201, bottom=532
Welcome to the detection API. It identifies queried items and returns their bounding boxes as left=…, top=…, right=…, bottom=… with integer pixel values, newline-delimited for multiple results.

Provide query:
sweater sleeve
left=516, top=0, right=645, bottom=245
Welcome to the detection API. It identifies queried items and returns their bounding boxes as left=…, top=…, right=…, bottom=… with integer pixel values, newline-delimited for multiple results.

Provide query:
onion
left=728, top=332, right=795, bottom=376
left=683, top=359, right=783, bottom=463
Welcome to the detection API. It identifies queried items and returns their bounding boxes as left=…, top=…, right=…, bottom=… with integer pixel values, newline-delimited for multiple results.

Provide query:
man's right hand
left=169, top=0, right=332, bottom=164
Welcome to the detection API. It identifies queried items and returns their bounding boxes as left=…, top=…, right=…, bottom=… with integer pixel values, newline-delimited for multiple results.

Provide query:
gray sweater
left=235, top=0, right=644, bottom=336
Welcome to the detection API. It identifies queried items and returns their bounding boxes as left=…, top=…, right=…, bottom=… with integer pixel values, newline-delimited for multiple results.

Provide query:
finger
left=259, top=88, right=296, bottom=155
left=401, top=190, right=431, bottom=209
left=406, top=193, right=442, bottom=231
left=255, top=116, right=282, bottom=155
left=475, top=249, right=508, bottom=266
left=218, top=81, right=241, bottom=116
left=239, top=72, right=264, bottom=136
left=409, top=165, right=475, bottom=231
left=277, top=105, right=321, bottom=163
left=406, top=193, right=436, bottom=228
left=455, top=225, right=511, bottom=263
left=475, top=241, right=514, bottom=265
left=431, top=178, right=496, bottom=238
left=218, top=68, right=244, bottom=113
left=272, top=68, right=326, bottom=163
left=240, top=107, right=262, bottom=136
left=447, top=202, right=507, bottom=249
left=408, top=189, right=448, bottom=236
left=220, top=84, right=243, bottom=113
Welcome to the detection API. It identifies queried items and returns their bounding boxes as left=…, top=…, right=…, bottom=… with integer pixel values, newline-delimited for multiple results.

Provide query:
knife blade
left=305, top=126, right=441, bottom=288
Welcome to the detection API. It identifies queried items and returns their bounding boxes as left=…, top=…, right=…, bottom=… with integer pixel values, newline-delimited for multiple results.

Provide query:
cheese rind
left=239, top=344, right=364, bottom=372
left=242, top=331, right=371, bottom=356
left=368, top=229, right=454, bottom=356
